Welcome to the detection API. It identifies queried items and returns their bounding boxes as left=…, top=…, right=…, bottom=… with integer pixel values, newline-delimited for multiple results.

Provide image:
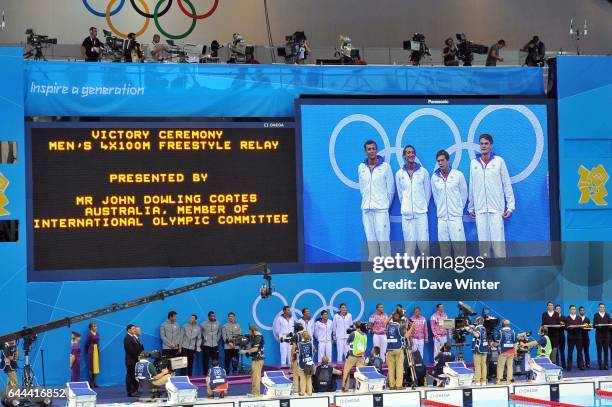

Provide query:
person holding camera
left=1, top=340, right=19, bottom=394
left=313, top=356, right=341, bottom=393
left=468, top=317, right=489, bottom=386
left=180, top=314, right=201, bottom=377
left=522, top=326, right=552, bottom=359
left=222, top=312, right=241, bottom=374
left=495, top=320, right=517, bottom=385
left=341, top=322, right=368, bottom=392
left=293, top=331, right=315, bottom=396
left=135, top=351, right=172, bottom=389
left=442, top=37, right=459, bottom=66
left=385, top=312, right=406, bottom=390
left=81, top=27, right=103, bottom=62
left=432, top=343, right=455, bottom=387
left=290, top=322, right=306, bottom=394
left=273, top=306, right=295, bottom=366
left=522, top=36, right=545, bottom=67
left=240, top=325, right=265, bottom=397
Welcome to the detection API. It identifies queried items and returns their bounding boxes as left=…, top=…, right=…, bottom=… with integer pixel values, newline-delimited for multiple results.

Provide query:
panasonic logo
left=427, top=99, right=449, bottom=104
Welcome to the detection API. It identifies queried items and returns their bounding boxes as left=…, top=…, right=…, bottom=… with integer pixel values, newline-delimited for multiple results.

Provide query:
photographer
left=81, top=27, right=102, bottom=62
left=1, top=340, right=19, bottom=393
left=468, top=317, right=489, bottom=386
left=385, top=312, right=406, bottom=390
left=135, top=351, right=172, bottom=388
left=522, top=326, right=552, bottom=359
left=341, top=322, right=368, bottom=392
left=495, top=320, right=516, bottom=385
left=292, top=331, right=315, bottom=396
left=313, top=356, right=340, bottom=393
left=240, top=325, right=265, bottom=397
left=290, top=322, right=306, bottom=394
left=442, top=37, right=459, bottom=66
left=522, top=36, right=545, bottom=67
left=432, top=343, right=455, bottom=387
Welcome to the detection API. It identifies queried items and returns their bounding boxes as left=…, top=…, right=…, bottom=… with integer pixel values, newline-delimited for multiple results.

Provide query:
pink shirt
left=430, top=311, right=451, bottom=337
left=406, top=315, right=428, bottom=341
left=369, top=312, right=388, bottom=335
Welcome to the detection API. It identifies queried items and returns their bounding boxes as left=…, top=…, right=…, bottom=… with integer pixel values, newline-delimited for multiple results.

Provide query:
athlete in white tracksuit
left=358, top=141, right=395, bottom=261
left=332, top=305, right=353, bottom=362
left=314, top=312, right=333, bottom=363
left=431, top=150, right=468, bottom=258
left=396, top=145, right=431, bottom=256
left=468, top=134, right=515, bottom=258
left=272, top=308, right=295, bottom=366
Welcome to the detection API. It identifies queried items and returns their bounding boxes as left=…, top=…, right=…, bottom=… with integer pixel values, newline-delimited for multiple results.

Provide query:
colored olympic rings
left=177, top=0, right=219, bottom=19
left=154, top=0, right=197, bottom=40
left=106, top=0, right=151, bottom=39
left=131, top=0, right=172, bottom=18
left=83, top=0, right=126, bottom=17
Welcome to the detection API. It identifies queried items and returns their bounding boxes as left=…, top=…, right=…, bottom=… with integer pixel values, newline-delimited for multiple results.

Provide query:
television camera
left=403, top=33, right=431, bottom=66
left=280, top=323, right=304, bottom=344
left=140, top=350, right=187, bottom=372
left=346, top=322, right=372, bottom=335
left=24, top=29, right=57, bottom=61
left=101, top=29, right=123, bottom=62
left=277, top=31, right=308, bottom=64
left=228, top=33, right=254, bottom=64
left=229, top=334, right=254, bottom=349
left=455, top=33, right=488, bottom=66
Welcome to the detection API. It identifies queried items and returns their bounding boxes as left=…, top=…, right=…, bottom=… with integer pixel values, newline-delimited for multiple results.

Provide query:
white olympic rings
left=328, top=105, right=545, bottom=188
left=251, top=287, right=365, bottom=331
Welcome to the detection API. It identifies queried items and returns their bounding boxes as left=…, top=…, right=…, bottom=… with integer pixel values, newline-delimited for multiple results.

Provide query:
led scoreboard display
left=29, top=121, right=297, bottom=274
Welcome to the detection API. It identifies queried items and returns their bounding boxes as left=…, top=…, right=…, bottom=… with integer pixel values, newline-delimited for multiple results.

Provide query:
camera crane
left=0, top=263, right=272, bottom=397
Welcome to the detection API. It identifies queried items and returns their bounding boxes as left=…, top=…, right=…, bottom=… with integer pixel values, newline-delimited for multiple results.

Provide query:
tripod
left=23, top=46, right=46, bottom=61
left=237, top=351, right=248, bottom=375
left=402, top=344, right=418, bottom=389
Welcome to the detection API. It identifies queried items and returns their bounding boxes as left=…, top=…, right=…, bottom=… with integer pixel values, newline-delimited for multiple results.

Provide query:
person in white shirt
left=297, top=308, right=315, bottom=339
left=358, top=140, right=395, bottom=261
left=332, top=303, right=353, bottom=362
left=431, top=150, right=468, bottom=257
left=396, top=145, right=431, bottom=256
left=315, top=310, right=334, bottom=363
left=148, top=34, right=168, bottom=61
left=272, top=306, right=295, bottom=366
left=468, top=134, right=515, bottom=258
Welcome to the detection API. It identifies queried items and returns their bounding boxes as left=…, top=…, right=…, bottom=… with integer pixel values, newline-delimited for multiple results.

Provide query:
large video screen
left=298, top=97, right=557, bottom=263
left=28, top=121, right=297, bottom=274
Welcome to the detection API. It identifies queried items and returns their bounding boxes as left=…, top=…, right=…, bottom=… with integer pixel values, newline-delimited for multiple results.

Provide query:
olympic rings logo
left=82, top=0, right=219, bottom=39
left=329, top=105, right=545, bottom=189
left=251, top=288, right=365, bottom=331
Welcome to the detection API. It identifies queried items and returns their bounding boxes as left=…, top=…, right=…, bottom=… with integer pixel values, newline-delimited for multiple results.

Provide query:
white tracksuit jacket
left=395, top=163, right=431, bottom=218
left=468, top=154, right=515, bottom=214
left=358, top=156, right=395, bottom=210
left=431, top=168, right=468, bottom=219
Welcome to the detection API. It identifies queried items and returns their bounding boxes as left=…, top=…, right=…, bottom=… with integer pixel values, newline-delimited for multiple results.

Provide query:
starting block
left=262, top=371, right=292, bottom=397
left=67, top=382, right=97, bottom=407
left=443, top=361, right=475, bottom=387
left=527, top=357, right=562, bottom=383
left=166, top=376, right=198, bottom=404
left=354, top=366, right=386, bottom=393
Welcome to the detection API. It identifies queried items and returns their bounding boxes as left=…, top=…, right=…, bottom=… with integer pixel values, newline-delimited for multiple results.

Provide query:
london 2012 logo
left=578, top=164, right=608, bottom=206
left=0, top=172, right=9, bottom=216
left=81, top=0, right=219, bottom=39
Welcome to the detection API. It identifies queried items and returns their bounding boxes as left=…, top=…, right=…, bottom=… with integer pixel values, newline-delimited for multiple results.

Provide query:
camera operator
left=442, top=37, right=459, bottom=66
left=222, top=312, right=241, bottom=374
left=495, top=320, right=516, bottom=385
left=1, top=340, right=19, bottom=393
left=341, top=322, right=368, bottom=392
left=123, top=32, right=138, bottom=62
left=432, top=343, right=455, bottom=387
left=522, top=326, right=552, bottom=359
left=148, top=34, right=168, bottom=62
left=81, top=27, right=103, bottom=62
left=486, top=39, right=505, bottom=66
left=290, top=322, right=306, bottom=394
left=135, top=351, right=172, bottom=388
left=468, top=317, right=489, bottom=386
left=239, top=325, right=265, bottom=397
left=293, top=331, right=315, bottom=396
left=313, top=356, right=340, bottom=393
left=385, top=312, right=407, bottom=390
left=522, top=36, right=545, bottom=67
